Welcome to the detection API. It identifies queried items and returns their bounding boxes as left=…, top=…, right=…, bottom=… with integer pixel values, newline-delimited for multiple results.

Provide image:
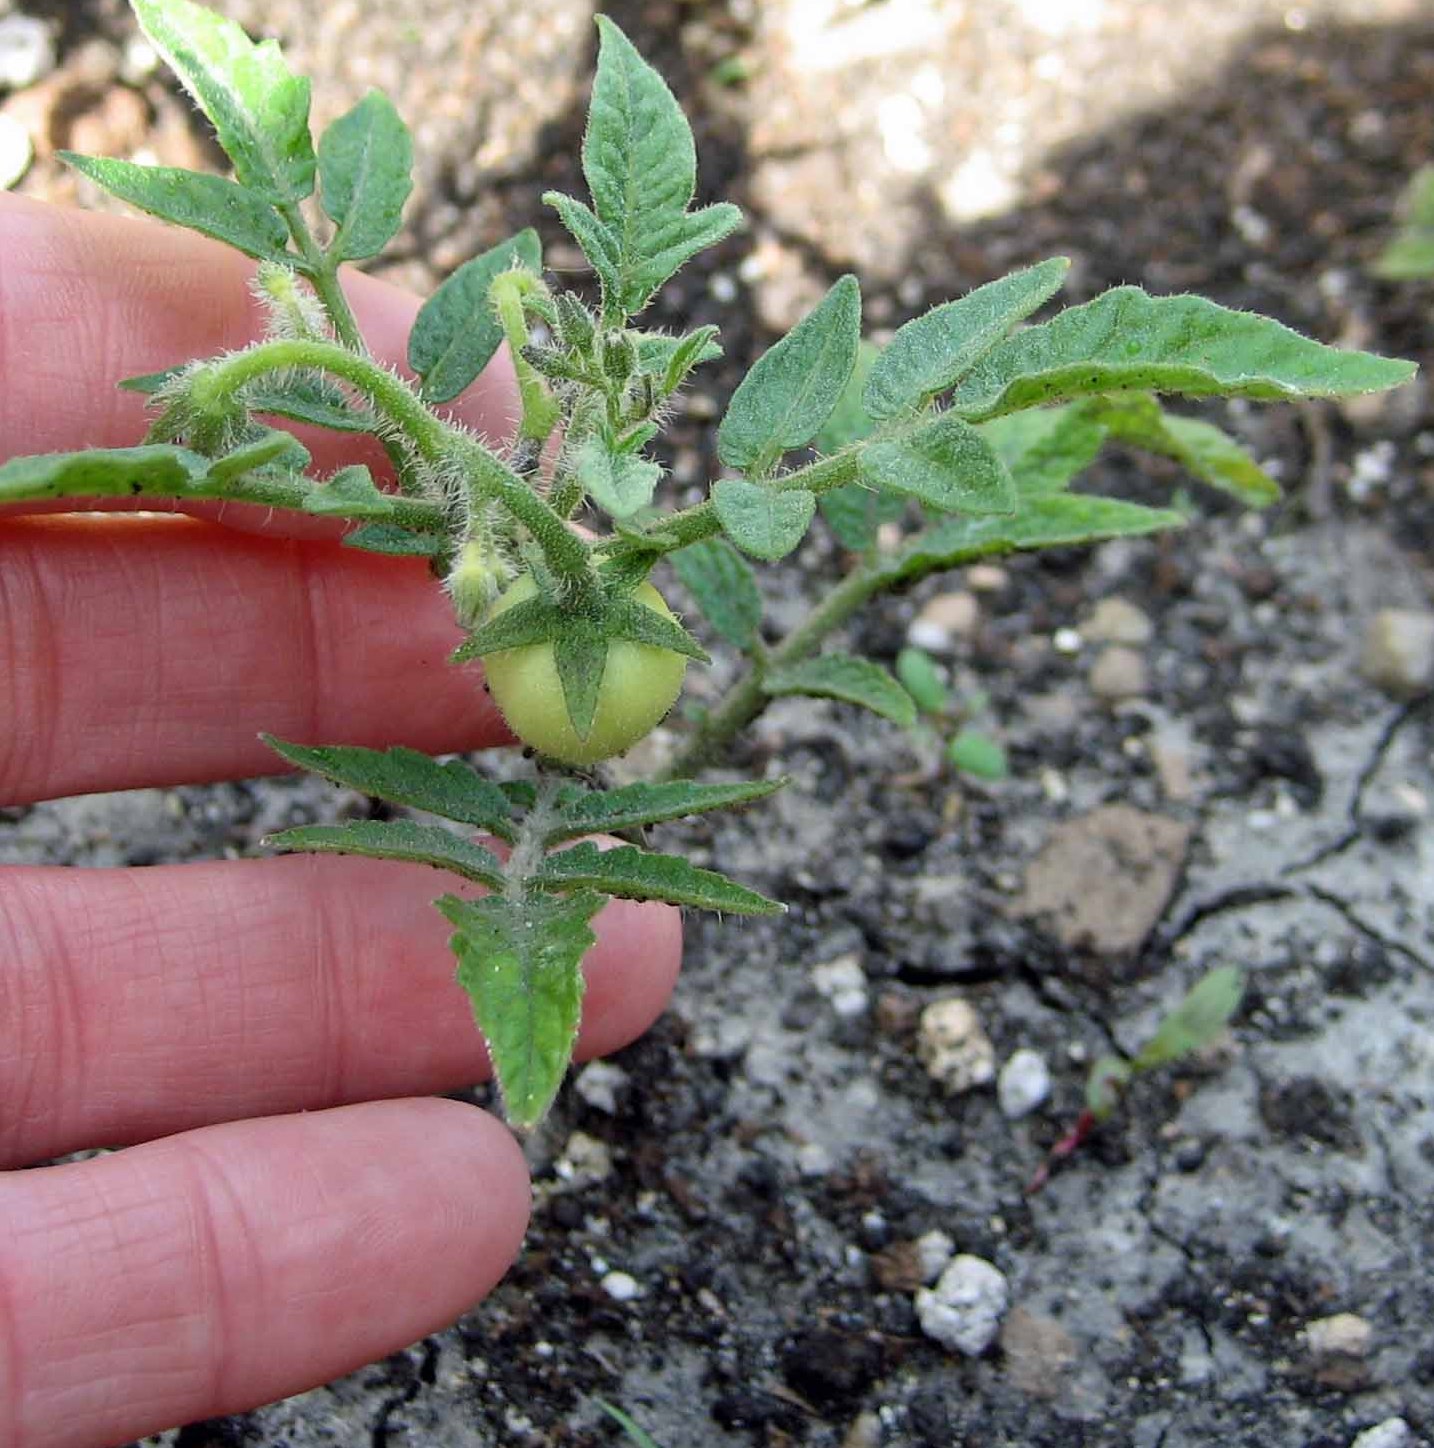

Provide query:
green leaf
left=814, top=338, right=881, bottom=452
left=1082, top=395, right=1281, bottom=506
left=860, top=413, right=1017, bottom=515
left=1374, top=166, right=1434, bottom=280
left=342, top=522, right=444, bottom=556
left=895, top=646, right=948, bottom=716
left=1134, top=966, right=1244, bottom=1070
left=878, top=494, right=1187, bottom=587
left=670, top=537, right=763, bottom=650
left=132, top=0, right=315, bottom=205
left=121, top=365, right=374, bottom=433
left=582, top=18, right=741, bottom=313
left=979, top=406, right=1108, bottom=496
left=317, top=90, right=413, bottom=262
left=1086, top=1054, right=1134, bottom=1120
left=542, top=191, right=622, bottom=299
left=265, top=819, right=505, bottom=889
left=864, top=258, right=1070, bottom=419
left=440, top=890, right=603, bottom=1128
left=409, top=229, right=542, bottom=404
left=763, top=653, right=917, bottom=728
left=543, top=777, right=785, bottom=843
left=946, top=730, right=1008, bottom=781
left=637, top=325, right=723, bottom=392
left=576, top=437, right=662, bottom=519
left=818, top=484, right=907, bottom=552
left=262, top=736, right=519, bottom=841
left=948, top=287, right=1418, bottom=420
left=717, top=275, right=861, bottom=474
left=712, top=479, right=816, bottom=561
left=59, top=153, right=290, bottom=261
left=0, top=444, right=208, bottom=504
left=536, top=841, right=784, bottom=915
left=301, top=467, right=393, bottom=518
left=205, top=427, right=309, bottom=481
left=595, top=1401, right=665, bottom=1448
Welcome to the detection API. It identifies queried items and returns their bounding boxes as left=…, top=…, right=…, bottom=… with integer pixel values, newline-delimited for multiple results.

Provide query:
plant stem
left=279, top=204, right=367, bottom=355
left=668, top=557, right=887, bottom=774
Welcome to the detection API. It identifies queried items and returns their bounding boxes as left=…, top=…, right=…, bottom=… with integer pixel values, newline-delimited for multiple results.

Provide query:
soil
left=3, top=1, right=1434, bottom=1446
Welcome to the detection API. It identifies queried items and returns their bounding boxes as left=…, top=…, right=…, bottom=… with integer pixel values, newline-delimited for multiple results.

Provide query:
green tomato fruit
left=480, top=575, right=689, bottom=766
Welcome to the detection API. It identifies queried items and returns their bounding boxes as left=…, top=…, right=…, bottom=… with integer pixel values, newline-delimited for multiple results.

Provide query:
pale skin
left=0, top=193, right=683, bottom=1448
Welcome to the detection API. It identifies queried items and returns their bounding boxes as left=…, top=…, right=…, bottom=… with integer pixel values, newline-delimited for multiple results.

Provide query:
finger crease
left=0, top=1203, right=27, bottom=1448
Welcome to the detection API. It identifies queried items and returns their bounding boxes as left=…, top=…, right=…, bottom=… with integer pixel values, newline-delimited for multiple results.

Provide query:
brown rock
left=1001, top=1307, right=1077, bottom=1399
left=871, top=1239, right=925, bottom=1293
left=1016, top=806, right=1192, bottom=955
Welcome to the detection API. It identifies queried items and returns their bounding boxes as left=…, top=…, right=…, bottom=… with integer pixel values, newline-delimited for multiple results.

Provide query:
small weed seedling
left=1375, top=165, right=1434, bottom=280
left=1027, top=965, right=1246, bottom=1193
left=2, top=0, right=1414, bottom=1127
left=895, top=645, right=1009, bottom=782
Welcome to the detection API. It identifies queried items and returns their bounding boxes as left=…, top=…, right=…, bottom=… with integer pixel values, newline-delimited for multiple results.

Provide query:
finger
left=0, top=192, right=520, bottom=518
left=0, top=854, right=682, bottom=1166
left=0, top=513, right=513, bottom=804
left=0, top=1098, right=531, bottom=1448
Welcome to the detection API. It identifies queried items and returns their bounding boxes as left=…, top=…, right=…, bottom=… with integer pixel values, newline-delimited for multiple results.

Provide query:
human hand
left=0, top=194, right=682, bottom=1448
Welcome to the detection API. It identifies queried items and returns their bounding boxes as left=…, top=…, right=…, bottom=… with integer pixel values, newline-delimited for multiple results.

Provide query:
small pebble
left=915, top=1229, right=955, bottom=1283
left=0, top=108, right=30, bottom=188
left=573, top=1060, right=629, bottom=1115
left=842, top=1411, right=883, bottom=1448
left=1351, top=1419, right=1411, bottom=1448
left=997, top=1049, right=1052, bottom=1119
left=1361, top=609, right=1434, bottom=698
left=812, top=953, right=870, bottom=1018
left=600, top=1270, right=642, bottom=1302
left=915, top=1255, right=1009, bottom=1356
left=965, top=564, right=1008, bottom=592
left=0, top=14, right=54, bottom=90
left=1083, top=596, right=1153, bottom=645
left=917, top=998, right=996, bottom=1095
left=554, top=1131, right=613, bottom=1189
left=908, top=591, right=978, bottom=653
left=1304, top=1312, right=1373, bottom=1361
left=1089, top=645, right=1149, bottom=701
left=1052, top=627, right=1083, bottom=655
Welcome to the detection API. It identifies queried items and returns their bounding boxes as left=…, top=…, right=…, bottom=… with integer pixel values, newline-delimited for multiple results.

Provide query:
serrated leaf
left=544, top=777, right=785, bottom=843
left=718, top=275, right=861, bottom=474
left=712, top=479, right=816, bottom=562
left=265, top=819, right=505, bottom=889
left=669, top=537, right=762, bottom=649
left=262, top=736, right=519, bottom=840
left=132, top=0, right=315, bottom=205
left=1134, top=966, right=1244, bottom=1070
left=763, top=653, right=917, bottom=728
left=317, top=90, right=413, bottom=262
left=0, top=444, right=208, bottom=504
left=536, top=841, right=783, bottom=914
left=865, top=258, right=1071, bottom=419
left=440, top=890, right=602, bottom=1128
left=860, top=413, right=1017, bottom=515
left=121, top=365, right=373, bottom=433
left=342, top=522, right=443, bottom=556
left=878, top=494, right=1187, bottom=587
left=409, top=229, right=542, bottom=404
left=948, top=287, right=1417, bottom=419
left=582, top=18, right=743, bottom=313
left=1082, top=395, right=1281, bottom=506
left=59, top=153, right=290, bottom=260
left=818, top=484, right=907, bottom=552
left=577, top=437, right=662, bottom=519
left=300, top=465, right=394, bottom=519
left=978, top=406, right=1108, bottom=496
left=542, top=191, right=622, bottom=298
left=814, top=338, right=881, bottom=453
left=205, top=428, right=310, bottom=481
left=1086, top=1054, right=1134, bottom=1119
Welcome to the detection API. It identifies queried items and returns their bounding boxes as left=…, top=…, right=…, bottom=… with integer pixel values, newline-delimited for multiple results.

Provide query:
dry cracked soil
left=3, top=0, right=1433, bottom=1445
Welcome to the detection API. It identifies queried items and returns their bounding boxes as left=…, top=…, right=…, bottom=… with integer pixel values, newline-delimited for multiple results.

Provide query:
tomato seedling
left=0, top=0, right=1415, bottom=1126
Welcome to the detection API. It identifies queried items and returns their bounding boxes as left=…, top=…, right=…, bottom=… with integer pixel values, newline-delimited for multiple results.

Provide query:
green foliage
left=11, top=0, right=1414, bottom=1127
left=595, top=1400, right=666, bottom=1448
left=1374, top=166, right=1434, bottom=280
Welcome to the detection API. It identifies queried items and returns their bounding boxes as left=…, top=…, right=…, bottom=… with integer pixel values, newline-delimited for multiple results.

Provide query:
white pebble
left=600, top=1270, right=643, bottom=1302
left=1052, top=627, right=1083, bottom=655
left=997, top=1049, right=1052, bottom=1119
left=915, top=1229, right=955, bottom=1283
left=1304, top=1312, right=1373, bottom=1360
left=1351, top=1419, right=1410, bottom=1448
left=812, top=953, right=870, bottom=1018
left=554, top=1131, right=613, bottom=1188
left=917, top=998, right=995, bottom=1095
left=0, top=15, right=55, bottom=89
left=574, top=1060, right=629, bottom=1114
left=1362, top=609, right=1434, bottom=698
left=0, top=111, right=30, bottom=189
left=915, top=1255, right=1009, bottom=1356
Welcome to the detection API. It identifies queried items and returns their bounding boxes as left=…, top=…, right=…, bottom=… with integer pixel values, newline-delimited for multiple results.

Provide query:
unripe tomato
left=480, top=574, right=688, bottom=765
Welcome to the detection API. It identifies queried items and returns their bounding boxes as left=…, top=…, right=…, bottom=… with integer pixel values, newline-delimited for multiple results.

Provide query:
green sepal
left=451, top=595, right=561, bottom=662
left=606, top=596, right=710, bottom=662
left=864, top=258, right=1070, bottom=419
left=59, top=153, right=292, bottom=262
left=439, top=890, right=603, bottom=1128
left=536, top=841, right=784, bottom=914
left=261, top=736, right=519, bottom=840
left=860, top=412, right=1017, bottom=515
left=553, top=622, right=610, bottom=740
left=264, top=819, right=506, bottom=890
left=762, top=652, right=917, bottom=728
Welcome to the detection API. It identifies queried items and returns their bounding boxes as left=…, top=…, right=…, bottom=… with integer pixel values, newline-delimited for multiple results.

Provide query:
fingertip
left=578, top=896, right=684, bottom=1060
